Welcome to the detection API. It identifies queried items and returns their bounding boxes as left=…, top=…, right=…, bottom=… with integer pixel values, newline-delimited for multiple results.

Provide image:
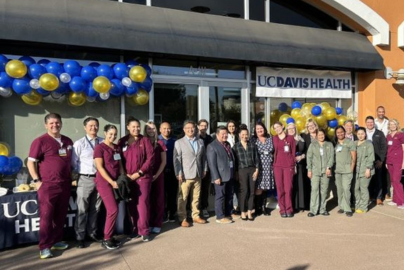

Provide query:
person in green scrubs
left=354, top=127, right=375, bottom=213
left=334, top=125, right=357, bottom=217
left=306, top=129, right=334, bottom=217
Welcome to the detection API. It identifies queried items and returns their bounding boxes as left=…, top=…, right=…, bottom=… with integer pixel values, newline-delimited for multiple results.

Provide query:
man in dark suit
left=365, top=116, right=387, bottom=205
left=207, top=126, right=235, bottom=224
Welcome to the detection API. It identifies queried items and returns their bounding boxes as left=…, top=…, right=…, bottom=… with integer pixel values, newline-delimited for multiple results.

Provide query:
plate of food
left=0, top=187, right=8, bottom=196
left=13, top=183, right=37, bottom=193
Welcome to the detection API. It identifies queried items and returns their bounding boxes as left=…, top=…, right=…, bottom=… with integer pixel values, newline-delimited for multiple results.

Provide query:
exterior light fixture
left=385, top=67, right=404, bottom=85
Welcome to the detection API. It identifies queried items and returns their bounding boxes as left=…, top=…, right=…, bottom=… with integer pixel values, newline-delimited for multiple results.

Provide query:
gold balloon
left=326, top=127, right=335, bottom=140
left=5, top=59, right=27, bottom=78
left=291, top=108, right=301, bottom=119
left=324, top=107, right=337, bottom=121
left=279, top=114, right=291, bottom=126
left=129, top=66, right=147, bottom=83
left=133, top=89, right=149, bottom=105
left=21, top=90, right=42, bottom=106
left=270, top=110, right=281, bottom=123
left=270, top=126, right=277, bottom=136
left=320, top=102, right=331, bottom=111
left=337, top=115, right=348, bottom=126
left=93, top=76, right=111, bottom=94
left=315, top=114, right=327, bottom=128
left=0, top=143, right=10, bottom=156
left=39, top=73, right=59, bottom=91
left=301, top=103, right=314, bottom=116
left=68, top=92, right=86, bottom=107
left=295, top=117, right=306, bottom=133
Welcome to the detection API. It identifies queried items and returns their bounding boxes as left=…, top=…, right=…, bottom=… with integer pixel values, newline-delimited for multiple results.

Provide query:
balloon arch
left=0, top=55, right=152, bottom=106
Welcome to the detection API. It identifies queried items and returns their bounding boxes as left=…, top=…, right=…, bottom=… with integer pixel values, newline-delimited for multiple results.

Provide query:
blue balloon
left=328, top=119, right=338, bottom=128
left=85, top=82, right=99, bottom=98
left=336, top=107, right=343, bottom=115
left=69, top=76, right=87, bottom=93
left=55, top=82, right=70, bottom=94
left=113, top=63, right=129, bottom=80
left=36, top=88, right=51, bottom=96
left=12, top=77, right=31, bottom=95
left=81, top=66, right=97, bottom=82
left=19, top=56, right=36, bottom=67
left=8, top=156, right=22, bottom=175
left=0, top=155, right=9, bottom=174
left=89, top=62, right=100, bottom=68
left=0, top=54, right=8, bottom=72
left=0, top=72, right=13, bottom=88
left=28, top=64, right=47, bottom=79
left=37, top=59, right=50, bottom=67
left=278, top=102, right=288, bottom=112
left=291, top=101, right=302, bottom=109
left=46, top=62, right=64, bottom=76
left=139, top=77, right=152, bottom=91
left=355, top=124, right=359, bottom=131
left=125, top=83, right=139, bottom=96
left=311, top=106, right=322, bottom=116
left=125, top=60, right=139, bottom=68
left=97, top=64, right=114, bottom=80
left=110, top=79, right=125, bottom=96
left=286, top=117, right=295, bottom=124
left=140, top=63, right=152, bottom=76
left=64, top=60, right=82, bottom=77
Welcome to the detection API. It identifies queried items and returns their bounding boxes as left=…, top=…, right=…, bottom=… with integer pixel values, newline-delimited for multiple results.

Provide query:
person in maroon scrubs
left=272, top=121, right=296, bottom=218
left=144, top=121, right=167, bottom=234
left=118, top=117, right=154, bottom=241
left=385, top=119, right=404, bottom=209
left=94, top=124, right=124, bottom=249
left=27, top=113, right=73, bottom=259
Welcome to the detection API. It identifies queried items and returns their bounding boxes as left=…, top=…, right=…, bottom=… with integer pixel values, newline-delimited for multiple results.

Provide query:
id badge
left=123, top=146, right=128, bottom=152
left=263, top=151, right=269, bottom=155
left=388, top=141, right=393, bottom=146
left=229, top=161, right=233, bottom=168
left=59, top=148, right=67, bottom=156
left=320, top=148, right=324, bottom=156
left=284, top=145, right=289, bottom=153
left=113, top=153, right=121, bottom=160
left=336, top=145, right=342, bottom=152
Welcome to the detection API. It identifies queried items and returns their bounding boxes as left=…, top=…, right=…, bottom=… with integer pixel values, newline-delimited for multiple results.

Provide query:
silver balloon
left=51, top=92, right=62, bottom=99
left=29, top=79, right=40, bottom=89
left=59, top=73, right=71, bottom=83
left=99, top=92, right=110, bottom=100
left=0, top=87, right=12, bottom=97
left=121, top=77, right=132, bottom=87
left=86, top=96, right=96, bottom=102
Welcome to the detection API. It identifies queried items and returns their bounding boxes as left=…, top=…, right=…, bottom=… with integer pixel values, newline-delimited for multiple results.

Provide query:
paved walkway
left=2, top=200, right=404, bottom=270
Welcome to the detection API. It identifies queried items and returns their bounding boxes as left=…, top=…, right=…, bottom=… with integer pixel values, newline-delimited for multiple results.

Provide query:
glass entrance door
left=154, top=83, right=198, bottom=137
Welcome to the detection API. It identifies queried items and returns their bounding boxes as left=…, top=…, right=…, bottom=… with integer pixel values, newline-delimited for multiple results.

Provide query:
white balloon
left=59, top=73, right=71, bottom=83
left=29, top=79, right=40, bottom=89
left=99, top=92, right=110, bottom=100
left=86, top=96, right=96, bottom=102
left=51, top=92, right=62, bottom=99
left=0, top=87, right=12, bottom=97
left=121, top=77, right=132, bottom=87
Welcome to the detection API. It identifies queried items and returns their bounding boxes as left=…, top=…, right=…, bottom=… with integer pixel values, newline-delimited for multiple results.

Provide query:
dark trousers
left=214, top=179, right=234, bottom=219
left=369, top=167, right=384, bottom=200
left=274, top=166, right=294, bottom=215
left=164, top=167, right=178, bottom=218
left=37, top=182, right=70, bottom=250
left=238, top=167, right=256, bottom=212
left=199, top=172, right=211, bottom=210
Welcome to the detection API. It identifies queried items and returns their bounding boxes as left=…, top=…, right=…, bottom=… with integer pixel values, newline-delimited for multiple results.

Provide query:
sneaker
left=398, top=205, right=404, bottom=210
left=102, top=239, right=120, bottom=250
left=345, top=212, right=353, bottom=217
left=355, top=209, right=365, bottom=214
left=385, top=195, right=392, bottom=202
left=129, top=233, right=141, bottom=239
left=387, top=202, right=397, bottom=206
left=216, top=218, right=233, bottom=224
left=39, top=248, right=53, bottom=259
left=142, top=235, right=151, bottom=242
left=202, top=209, right=210, bottom=218
left=151, top=227, right=161, bottom=234
left=51, top=242, right=69, bottom=250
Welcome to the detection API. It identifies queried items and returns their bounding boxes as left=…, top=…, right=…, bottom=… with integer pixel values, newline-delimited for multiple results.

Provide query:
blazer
left=173, top=136, right=207, bottom=180
left=306, top=141, right=334, bottom=176
left=370, top=129, right=387, bottom=163
left=207, top=140, right=234, bottom=183
left=355, top=140, right=375, bottom=178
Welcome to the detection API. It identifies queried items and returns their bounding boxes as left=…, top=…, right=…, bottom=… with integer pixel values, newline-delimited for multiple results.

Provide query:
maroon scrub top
left=273, top=134, right=296, bottom=168
left=153, top=140, right=167, bottom=174
left=94, top=143, right=121, bottom=181
left=386, top=132, right=404, bottom=165
left=118, top=134, right=154, bottom=175
left=28, top=133, right=73, bottom=184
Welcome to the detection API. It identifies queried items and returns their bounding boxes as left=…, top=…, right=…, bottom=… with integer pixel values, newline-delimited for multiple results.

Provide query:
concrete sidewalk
left=2, top=202, right=404, bottom=270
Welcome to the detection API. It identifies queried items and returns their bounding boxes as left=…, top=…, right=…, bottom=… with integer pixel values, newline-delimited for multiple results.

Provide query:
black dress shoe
left=281, top=213, right=287, bottom=218
left=346, top=212, right=353, bottom=217
left=286, top=213, right=294, bottom=218
left=321, top=211, right=330, bottom=216
left=76, top=240, right=85, bottom=249
left=307, top=212, right=315, bottom=217
left=241, top=216, right=248, bottom=221
left=248, top=216, right=255, bottom=221
left=89, top=234, right=102, bottom=243
left=337, top=209, right=344, bottom=214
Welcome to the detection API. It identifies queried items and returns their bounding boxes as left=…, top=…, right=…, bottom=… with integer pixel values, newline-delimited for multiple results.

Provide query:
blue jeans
left=214, top=179, right=234, bottom=219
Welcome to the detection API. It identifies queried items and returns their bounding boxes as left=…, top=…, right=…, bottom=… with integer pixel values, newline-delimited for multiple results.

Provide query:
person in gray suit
left=174, top=120, right=208, bottom=227
left=207, top=126, right=235, bottom=224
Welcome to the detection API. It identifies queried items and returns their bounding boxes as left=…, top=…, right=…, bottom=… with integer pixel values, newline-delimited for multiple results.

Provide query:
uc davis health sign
left=256, top=67, right=352, bottom=99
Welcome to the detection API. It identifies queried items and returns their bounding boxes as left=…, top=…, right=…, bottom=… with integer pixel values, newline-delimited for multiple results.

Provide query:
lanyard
left=85, top=136, right=98, bottom=150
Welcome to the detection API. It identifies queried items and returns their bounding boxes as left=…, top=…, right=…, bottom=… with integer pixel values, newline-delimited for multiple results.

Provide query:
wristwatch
left=138, top=170, right=144, bottom=177
left=32, top=178, right=41, bottom=183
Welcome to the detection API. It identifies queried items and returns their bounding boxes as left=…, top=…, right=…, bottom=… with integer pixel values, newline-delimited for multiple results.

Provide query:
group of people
left=26, top=105, right=404, bottom=260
